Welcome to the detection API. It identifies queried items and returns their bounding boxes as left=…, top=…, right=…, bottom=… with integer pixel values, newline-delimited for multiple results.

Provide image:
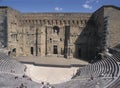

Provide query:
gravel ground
left=25, top=64, right=79, bottom=84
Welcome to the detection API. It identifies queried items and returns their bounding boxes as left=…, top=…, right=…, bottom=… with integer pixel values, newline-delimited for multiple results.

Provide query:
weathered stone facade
left=0, top=5, right=120, bottom=60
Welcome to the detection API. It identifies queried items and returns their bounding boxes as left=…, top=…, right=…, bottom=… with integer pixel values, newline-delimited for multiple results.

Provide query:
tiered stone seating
left=109, top=48, right=120, bottom=62
left=76, top=55, right=114, bottom=78
left=107, top=55, right=119, bottom=77
left=104, top=50, right=120, bottom=88
left=112, top=53, right=120, bottom=62
left=0, top=73, right=41, bottom=88
left=54, top=52, right=120, bottom=88
left=1, top=50, right=120, bottom=88
left=0, top=52, right=25, bottom=75
left=0, top=53, right=43, bottom=88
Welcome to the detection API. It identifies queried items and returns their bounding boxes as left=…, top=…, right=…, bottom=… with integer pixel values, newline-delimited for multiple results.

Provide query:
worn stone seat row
left=75, top=54, right=119, bottom=78
left=0, top=53, right=44, bottom=88
left=54, top=53, right=120, bottom=88
left=0, top=53, right=25, bottom=75
left=0, top=73, right=41, bottom=88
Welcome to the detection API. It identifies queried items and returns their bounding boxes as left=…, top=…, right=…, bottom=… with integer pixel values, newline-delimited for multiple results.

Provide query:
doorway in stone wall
left=31, top=47, right=34, bottom=55
left=53, top=45, right=58, bottom=54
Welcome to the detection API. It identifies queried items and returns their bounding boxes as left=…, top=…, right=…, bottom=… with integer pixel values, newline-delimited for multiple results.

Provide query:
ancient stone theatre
left=0, top=5, right=120, bottom=60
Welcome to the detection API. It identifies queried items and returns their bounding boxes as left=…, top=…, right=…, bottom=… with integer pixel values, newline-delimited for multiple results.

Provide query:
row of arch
left=20, top=19, right=88, bottom=25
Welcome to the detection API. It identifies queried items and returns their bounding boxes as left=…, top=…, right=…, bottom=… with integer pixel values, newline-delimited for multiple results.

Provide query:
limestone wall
left=19, top=13, right=91, bottom=57
left=1, top=5, right=120, bottom=60
left=104, top=6, right=120, bottom=48
left=0, top=8, right=7, bottom=48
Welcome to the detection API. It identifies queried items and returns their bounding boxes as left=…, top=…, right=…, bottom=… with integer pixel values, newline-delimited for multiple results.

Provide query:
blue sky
left=0, top=0, right=120, bottom=13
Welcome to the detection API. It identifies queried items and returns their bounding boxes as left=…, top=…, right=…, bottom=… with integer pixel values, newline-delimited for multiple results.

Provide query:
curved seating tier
left=0, top=52, right=25, bottom=75
left=0, top=73, right=41, bottom=88
left=1, top=50, right=120, bottom=88
left=54, top=51, right=120, bottom=88
left=0, top=53, right=43, bottom=88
